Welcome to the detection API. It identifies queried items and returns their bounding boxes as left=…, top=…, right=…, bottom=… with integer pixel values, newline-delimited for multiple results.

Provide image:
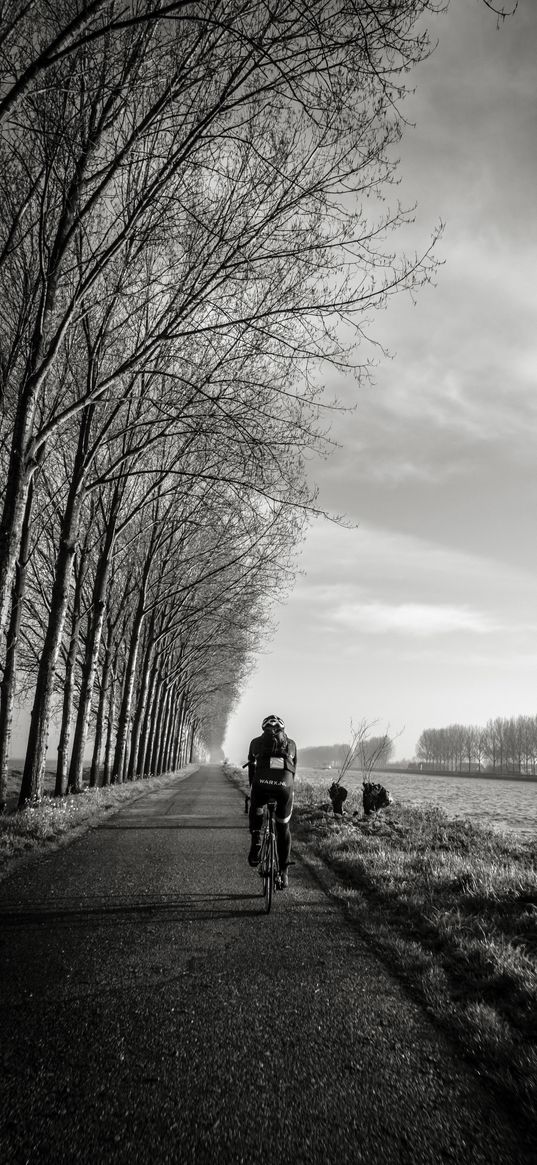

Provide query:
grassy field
left=228, top=765, right=537, bottom=1130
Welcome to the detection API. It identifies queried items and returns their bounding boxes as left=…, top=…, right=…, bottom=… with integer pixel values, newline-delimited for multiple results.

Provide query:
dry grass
left=226, top=765, right=537, bottom=1127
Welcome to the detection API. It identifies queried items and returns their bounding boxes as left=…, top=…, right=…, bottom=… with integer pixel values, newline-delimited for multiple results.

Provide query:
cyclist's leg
left=275, top=774, right=294, bottom=880
left=247, top=782, right=266, bottom=865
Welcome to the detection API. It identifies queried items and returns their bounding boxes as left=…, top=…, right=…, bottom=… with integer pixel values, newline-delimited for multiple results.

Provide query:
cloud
left=297, top=520, right=535, bottom=605
left=286, top=520, right=537, bottom=658
left=329, top=600, right=497, bottom=637
left=316, top=3, right=537, bottom=498
left=224, top=4, right=537, bottom=765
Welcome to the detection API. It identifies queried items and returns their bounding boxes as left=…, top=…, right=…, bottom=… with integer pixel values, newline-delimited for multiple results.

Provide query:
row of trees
left=416, top=717, right=537, bottom=775
left=0, top=2, right=504, bottom=809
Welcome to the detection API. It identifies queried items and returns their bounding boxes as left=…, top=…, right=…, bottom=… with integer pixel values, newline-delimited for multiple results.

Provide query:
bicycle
left=258, top=798, right=281, bottom=913
left=242, top=766, right=284, bottom=911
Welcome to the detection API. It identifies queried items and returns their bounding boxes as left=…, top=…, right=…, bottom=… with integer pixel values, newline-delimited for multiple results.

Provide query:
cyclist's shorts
left=249, top=770, right=294, bottom=825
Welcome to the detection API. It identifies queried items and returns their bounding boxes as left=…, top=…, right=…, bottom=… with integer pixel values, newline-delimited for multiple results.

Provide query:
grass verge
left=226, top=764, right=537, bottom=1128
left=0, top=766, right=196, bottom=881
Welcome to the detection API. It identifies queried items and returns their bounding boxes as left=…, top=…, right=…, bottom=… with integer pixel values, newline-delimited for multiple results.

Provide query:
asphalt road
left=0, top=764, right=533, bottom=1165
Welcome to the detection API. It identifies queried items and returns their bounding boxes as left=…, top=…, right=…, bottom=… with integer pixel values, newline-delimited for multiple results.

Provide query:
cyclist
left=247, top=714, right=297, bottom=889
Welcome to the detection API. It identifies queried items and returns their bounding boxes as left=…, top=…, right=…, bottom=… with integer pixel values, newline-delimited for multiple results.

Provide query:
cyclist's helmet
left=262, top=714, right=285, bottom=732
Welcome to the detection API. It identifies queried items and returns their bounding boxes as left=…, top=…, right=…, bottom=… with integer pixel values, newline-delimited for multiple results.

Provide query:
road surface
left=0, top=764, right=533, bottom=1164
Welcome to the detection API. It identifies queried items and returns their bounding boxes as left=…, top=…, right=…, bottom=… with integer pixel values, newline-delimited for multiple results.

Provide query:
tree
left=325, top=720, right=395, bottom=815
left=1, top=0, right=445, bottom=650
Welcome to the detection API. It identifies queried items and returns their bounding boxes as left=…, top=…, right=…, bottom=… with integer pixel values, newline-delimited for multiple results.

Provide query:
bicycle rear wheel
left=259, top=835, right=268, bottom=896
left=263, top=834, right=275, bottom=913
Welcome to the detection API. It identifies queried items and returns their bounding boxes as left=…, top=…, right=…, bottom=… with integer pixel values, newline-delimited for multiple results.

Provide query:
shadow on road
left=0, top=891, right=265, bottom=927
left=101, top=820, right=241, bottom=830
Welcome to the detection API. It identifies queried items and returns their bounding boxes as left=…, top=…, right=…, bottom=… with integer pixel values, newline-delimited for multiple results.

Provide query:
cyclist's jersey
left=247, top=734, right=297, bottom=785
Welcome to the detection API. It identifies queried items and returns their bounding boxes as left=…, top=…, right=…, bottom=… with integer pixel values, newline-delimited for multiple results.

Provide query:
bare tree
left=328, top=719, right=395, bottom=815
left=1, top=0, right=445, bottom=647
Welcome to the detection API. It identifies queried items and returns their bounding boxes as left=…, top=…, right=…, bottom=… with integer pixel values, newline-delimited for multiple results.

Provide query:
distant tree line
left=300, top=738, right=394, bottom=772
left=416, top=717, right=537, bottom=775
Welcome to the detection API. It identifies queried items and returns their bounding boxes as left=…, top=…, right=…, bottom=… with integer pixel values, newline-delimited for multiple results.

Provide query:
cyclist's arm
left=247, top=741, right=257, bottom=785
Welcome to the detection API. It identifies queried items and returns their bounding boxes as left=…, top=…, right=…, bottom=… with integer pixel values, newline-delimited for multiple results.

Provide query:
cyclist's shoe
left=248, top=841, right=261, bottom=867
left=278, top=870, right=289, bottom=889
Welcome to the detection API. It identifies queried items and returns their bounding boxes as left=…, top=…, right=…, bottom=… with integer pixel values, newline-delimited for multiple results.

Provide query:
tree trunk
left=172, top=691, right=186, bottom=771
left=143, top=671, right=163, bottom=778
left=68, top=495, right=119, bottom=793
left=0, top=392, right=36, bottom=644
left=0, top=481, right=33, bottom=811
left=138, top=664, right=158, bottom=778
left=111, top=545, right=154, bottom=783
left=163, top=692, right=179, bottom=774
left=127, top=619, right=156, bottom=780
left=67, top=590, right=106, bottom=792
left=111, top=605, right=144, bottom=784
left=18, top=487, right=84, bottom=806
left=55, top=546, right=87, bottom=797
left=156, top=685, right=173, bottom=775
left=150, top=679, right=168, bottom=776
left=160, top=684, right=175, bottom=774
left=89, top=638, right=111, bottom=788
left=180, top=715, right=189, bottom=769
left=102, top=670, right=117, bottom=787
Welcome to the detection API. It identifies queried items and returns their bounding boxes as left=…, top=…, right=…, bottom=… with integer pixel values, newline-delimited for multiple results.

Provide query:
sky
left=224, top=0, right=537, bottom=765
